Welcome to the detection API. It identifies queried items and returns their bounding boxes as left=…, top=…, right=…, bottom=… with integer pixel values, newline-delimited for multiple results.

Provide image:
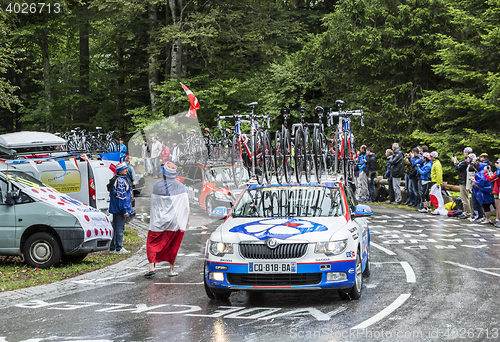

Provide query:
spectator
left=108, top=162, right=132, bottom=254
left=385, top=149, right=395, bottom=204
left=145, top=162, right=190, bottom=277
left=479, top=153, right=494, bottom=169
left=118, top=138, right=127, bottom=162
left=417, top=152, right=433, bottom=213
left=357, top=145, right=369, bottom=202
left=142, top=139, right=153, bottom=176
left=161, top=141, right=171, bottom=164
left=411, top=147, right=424, bottom=210
left=471, top=161, right=495, bottom=223
left=484, top=159, right=500, bottom=227
left=452, top=147, right=473, bottom=218
left=389, top=143, right=404, bottom=205
left=429, top=151, right=447, bottom=215
left=406, top=148, right=419, bottom=207
left=171, top=141, right=180, bottom=164
left=467, top=154, right=484, bottom=221
left=124, top=155, right=136, bottom=187
left=366, top=147, right=377, bottom=202
left=150, top=137, right=163, bottom=179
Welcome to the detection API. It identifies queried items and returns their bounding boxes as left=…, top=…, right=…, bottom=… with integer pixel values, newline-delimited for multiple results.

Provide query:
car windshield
left=232, top=185, right=343, bottom=218
left=4, top=170, right=47, bottom=189
left=205, top=166, right=248, bottom=186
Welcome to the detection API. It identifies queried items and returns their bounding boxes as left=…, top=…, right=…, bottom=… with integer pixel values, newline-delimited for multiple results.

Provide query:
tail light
left=89, top=179, right=96, bottom=202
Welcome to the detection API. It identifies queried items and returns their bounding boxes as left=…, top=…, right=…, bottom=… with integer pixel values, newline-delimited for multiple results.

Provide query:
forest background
left=1, top=0, right=499, bottom=182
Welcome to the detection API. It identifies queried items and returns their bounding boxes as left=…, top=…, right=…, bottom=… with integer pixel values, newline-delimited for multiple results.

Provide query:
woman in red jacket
left=484, top=159, right=500, bottom=227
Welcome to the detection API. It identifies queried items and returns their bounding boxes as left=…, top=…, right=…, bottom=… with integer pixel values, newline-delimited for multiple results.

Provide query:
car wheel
left=61, top=254, right=88, bottom=264
left=204, top=265, right=231, bottom=301
left=23, top=232, right=62, bottom=269
left=206, top=197, right=214, bottom=217
left=363, top=244, right=371, bottom=277
left=339, top=250, right=362, bottom=300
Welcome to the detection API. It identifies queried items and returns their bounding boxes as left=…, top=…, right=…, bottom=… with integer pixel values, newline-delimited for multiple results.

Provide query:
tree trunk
left=148, top=3, right=159, bottom=112
left=79, top=12, right=90, bottom=125
left=168, top=0, right=184, bottom=78
left=39, top=26, right=52, bottom=131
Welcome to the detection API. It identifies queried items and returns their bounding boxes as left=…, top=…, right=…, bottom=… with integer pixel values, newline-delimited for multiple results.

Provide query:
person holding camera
left=484, top=159, right=500, bottom=227
left=452, top=147, right=473, bottom=218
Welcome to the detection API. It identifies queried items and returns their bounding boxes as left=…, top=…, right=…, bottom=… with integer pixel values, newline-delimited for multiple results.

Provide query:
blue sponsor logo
left=229, top=218, right=328, bottom=240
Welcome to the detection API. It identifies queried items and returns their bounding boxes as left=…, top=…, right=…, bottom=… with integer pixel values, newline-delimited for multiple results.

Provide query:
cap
left=496, top=159, right=500, bottom=164
left=468, top=153, right=476, bottom=159
left=463, top=147, right=473, bottom=153
left=115, top=162, right=128, bottom=173
left=162, top=161, right=178, bottom=178
left=423, top=152, right=431, bottom=160
left=479, top=153, right=488, bottom=157
left=430, top=151, right=439, bottom=158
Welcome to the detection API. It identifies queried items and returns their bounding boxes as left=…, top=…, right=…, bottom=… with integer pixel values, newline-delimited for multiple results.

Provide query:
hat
left=479, top=153, right=488, bottom=158
left=162, top=161, right=178, bottom=178
left=430, top=151, right=438, bottom=158
left=115, top=162, right=128, bottom=173
left=468, top=153, right=476, bottom=160
left=423, top=152, right=431, bottom=160
left=496, top=159, right=500, bottom=164
left=463, top=147, right=473, bottom=153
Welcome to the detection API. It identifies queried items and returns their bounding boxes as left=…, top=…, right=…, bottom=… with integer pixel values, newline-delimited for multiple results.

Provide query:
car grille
left=227, top=273, right=322, bottom=286
left=239, top=243, right=308, bottom=260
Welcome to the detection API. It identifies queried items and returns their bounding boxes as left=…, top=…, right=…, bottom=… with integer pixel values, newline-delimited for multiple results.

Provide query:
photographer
left=483, top=160, right=500, bottom=227
left=452, top=147, right=473, bottom=218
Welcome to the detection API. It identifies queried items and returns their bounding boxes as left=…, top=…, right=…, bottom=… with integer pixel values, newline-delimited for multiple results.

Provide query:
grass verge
left=0, top=225, right=143, bottom=292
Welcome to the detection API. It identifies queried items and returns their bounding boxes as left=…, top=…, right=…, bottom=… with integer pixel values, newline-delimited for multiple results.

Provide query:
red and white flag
left=181, top=83, right=200, bottom=119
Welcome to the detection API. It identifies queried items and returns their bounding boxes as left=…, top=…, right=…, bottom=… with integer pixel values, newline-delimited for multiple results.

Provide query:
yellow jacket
left=431, top=159, right=443, bottom=186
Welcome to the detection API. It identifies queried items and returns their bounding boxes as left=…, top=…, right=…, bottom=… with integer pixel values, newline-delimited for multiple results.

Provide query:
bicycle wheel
left=303, top=129, right=311, bottom=184
left=274, top=130, right=283, bottom=184
left=231, top=134, right=244, bottom=187
left=253, top=131, right=264, bottom=185
left=263, top=131, right=273, bottom=184
left=294, top=127, right=305, bottom=184
left=282, top=129, right=292, bottom=184
left=312, top=127, right=323, bottom=182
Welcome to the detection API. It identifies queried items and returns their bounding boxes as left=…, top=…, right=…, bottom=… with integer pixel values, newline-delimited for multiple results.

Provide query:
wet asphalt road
left=1, top=177, right=500, bottom=342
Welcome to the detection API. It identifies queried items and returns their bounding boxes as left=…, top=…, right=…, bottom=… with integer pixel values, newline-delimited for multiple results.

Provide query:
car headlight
left=315, top=239, right=348, bottom=256
left=209, top=241, right=234, bottom=257
left=214, top=191, right=231, bottom=201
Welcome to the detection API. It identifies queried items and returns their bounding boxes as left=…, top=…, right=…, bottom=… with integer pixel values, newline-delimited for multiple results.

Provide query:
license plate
left=248, top=262, right=297, bottom=274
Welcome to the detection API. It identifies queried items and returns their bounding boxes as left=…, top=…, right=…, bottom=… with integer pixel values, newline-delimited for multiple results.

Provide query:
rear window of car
left=232, top=185, right=343, bottom=218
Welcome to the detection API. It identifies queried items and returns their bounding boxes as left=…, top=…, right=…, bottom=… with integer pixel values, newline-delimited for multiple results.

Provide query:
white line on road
left=155, top=282, right=204, bottom=285
left=400, top=262, right=416, bottom=283
left=370, top=242, right=397, bottom=255
left=351, top=294, right=411, bottom=330
left=443, top=261, right=500, bottom=277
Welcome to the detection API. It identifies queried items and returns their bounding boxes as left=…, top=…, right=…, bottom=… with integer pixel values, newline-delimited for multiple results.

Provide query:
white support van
left=0, top=132, right=115, bottom=217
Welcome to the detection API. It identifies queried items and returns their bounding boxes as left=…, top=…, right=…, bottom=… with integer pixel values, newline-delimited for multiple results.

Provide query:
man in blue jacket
left=109, top=162, right=132, bottom=254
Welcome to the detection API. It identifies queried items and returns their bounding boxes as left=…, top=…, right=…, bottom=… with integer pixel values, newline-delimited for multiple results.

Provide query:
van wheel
left=23, top=232, right=62, bottom=269
left=61, top=254, right=87, bottom=264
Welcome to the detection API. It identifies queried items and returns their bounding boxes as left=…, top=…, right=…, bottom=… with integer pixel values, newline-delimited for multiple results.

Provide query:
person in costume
left=145, top=162, right=190, bottom=277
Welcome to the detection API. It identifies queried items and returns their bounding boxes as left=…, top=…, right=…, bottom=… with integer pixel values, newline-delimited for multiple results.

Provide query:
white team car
left=204, top=181, right=373, bottom=301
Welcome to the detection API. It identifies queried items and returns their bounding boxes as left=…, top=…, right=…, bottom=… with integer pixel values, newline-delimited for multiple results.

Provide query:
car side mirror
left=354, top=204, right=373, bottom=217
left=5, top=190, right=19, bottom=205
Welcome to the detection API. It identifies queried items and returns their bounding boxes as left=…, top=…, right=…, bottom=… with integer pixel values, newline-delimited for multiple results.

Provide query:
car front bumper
left=204, top=259, right=357, bottom=291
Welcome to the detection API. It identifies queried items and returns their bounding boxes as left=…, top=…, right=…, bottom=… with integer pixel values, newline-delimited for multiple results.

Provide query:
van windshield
left=5, top=171, right=48, bottom=189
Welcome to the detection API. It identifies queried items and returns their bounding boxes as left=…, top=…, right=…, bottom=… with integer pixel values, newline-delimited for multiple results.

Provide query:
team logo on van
left=229, top=218, right=328, bottom=240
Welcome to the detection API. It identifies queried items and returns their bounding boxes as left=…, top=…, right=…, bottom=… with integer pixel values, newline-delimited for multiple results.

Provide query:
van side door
left=0, top=179, right=18, bottom=251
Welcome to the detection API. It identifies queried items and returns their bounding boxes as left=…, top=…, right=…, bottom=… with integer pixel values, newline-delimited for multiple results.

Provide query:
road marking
left=351, top=294, right=411, bottom=330
left=370, top=242, right=396, bottom=255
left=155, top=282, right=203, bottom=285
left=443, top=261, right=500, bottom=277
left=400, top=262, right=416, bottom=283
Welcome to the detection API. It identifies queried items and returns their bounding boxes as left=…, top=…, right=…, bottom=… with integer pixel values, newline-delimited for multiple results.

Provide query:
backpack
left=107, top=175, right=119, bottom=193
left=376, top=186, right=388, bottom=202
left=453, top=197, right=463, bottom=211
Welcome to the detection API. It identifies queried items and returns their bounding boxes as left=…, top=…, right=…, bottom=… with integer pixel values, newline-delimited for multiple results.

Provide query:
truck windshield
left=232, top=186, right=343, bottom=218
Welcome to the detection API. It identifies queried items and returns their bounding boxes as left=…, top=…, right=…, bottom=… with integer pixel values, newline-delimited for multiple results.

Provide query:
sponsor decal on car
left=229, top=218, right=328, bottom=240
